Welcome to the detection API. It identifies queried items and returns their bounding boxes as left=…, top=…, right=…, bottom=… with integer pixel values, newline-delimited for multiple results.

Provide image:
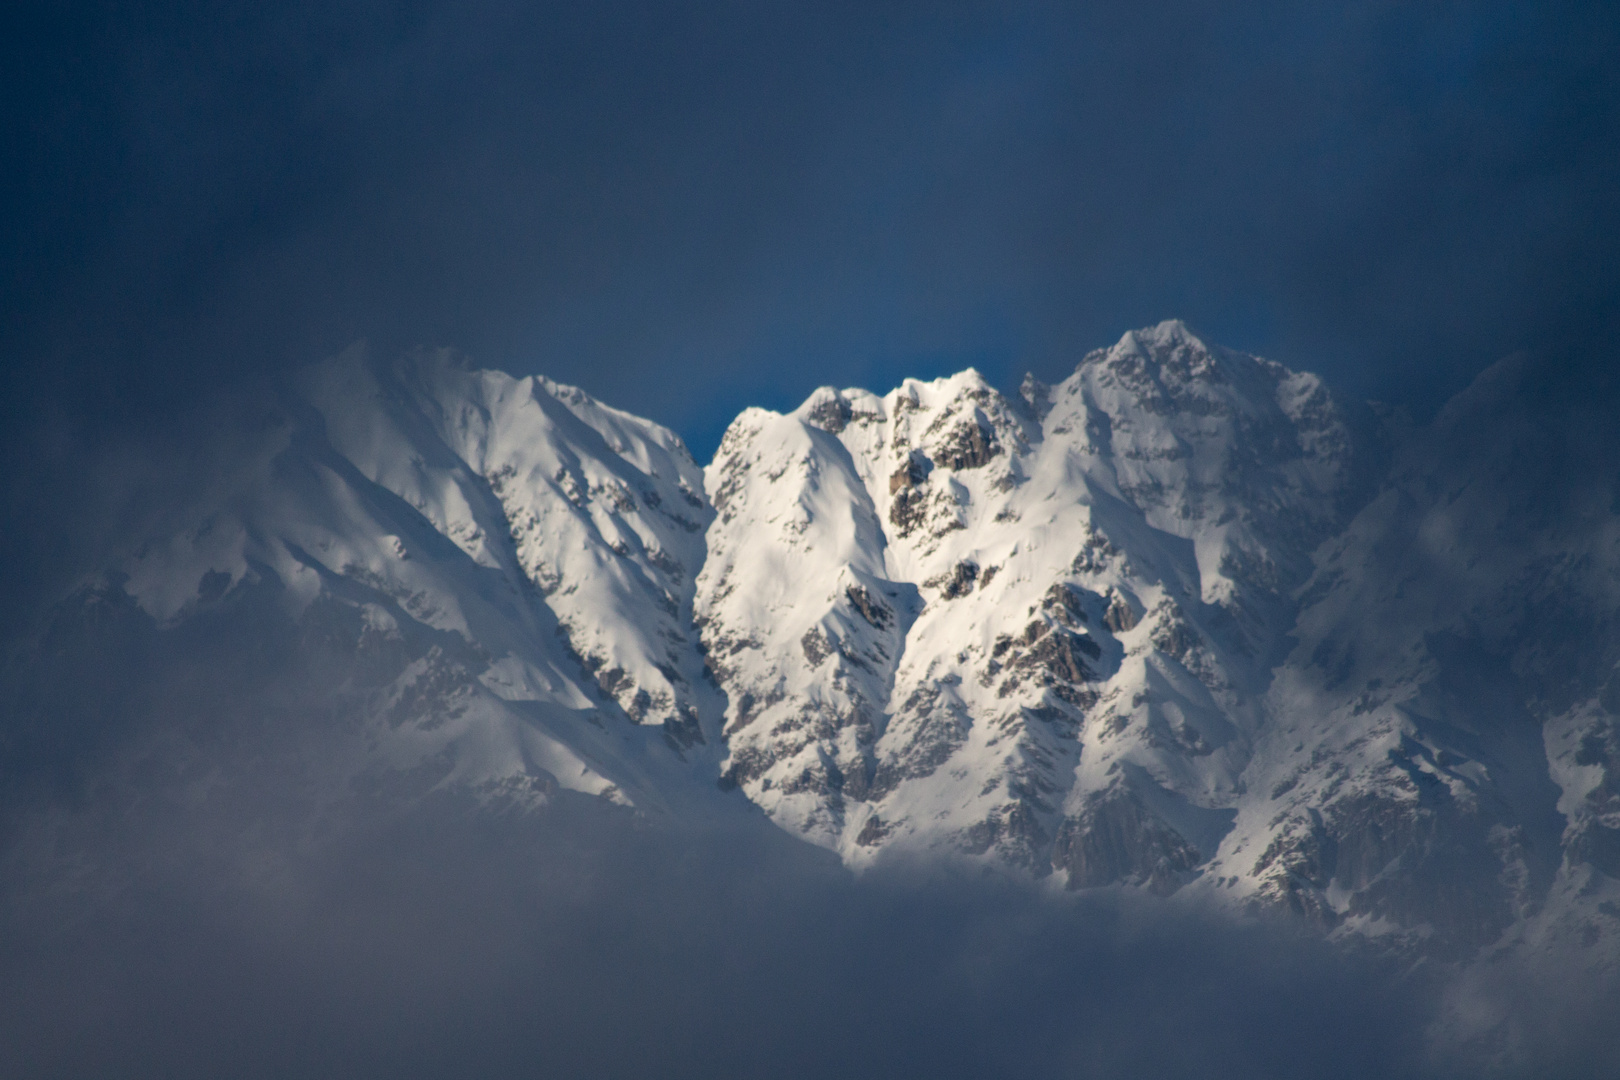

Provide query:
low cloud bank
left=4, top=787, right=1441, bottom=1080
left=7, top=763, right=1610, bottom=1080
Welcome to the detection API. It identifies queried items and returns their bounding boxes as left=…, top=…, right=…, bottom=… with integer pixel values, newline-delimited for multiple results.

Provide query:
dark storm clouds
left=4, top=0, right=1619, bottom=459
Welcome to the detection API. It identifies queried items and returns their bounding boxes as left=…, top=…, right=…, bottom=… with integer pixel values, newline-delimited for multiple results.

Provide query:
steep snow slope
left=25, top=344, right=727, bottom=815
left=697, top=321, right=1370, bottom=885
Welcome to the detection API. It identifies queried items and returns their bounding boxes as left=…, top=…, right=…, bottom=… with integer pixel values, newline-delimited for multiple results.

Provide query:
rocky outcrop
left=1054, top=790, right=1205, bottom=895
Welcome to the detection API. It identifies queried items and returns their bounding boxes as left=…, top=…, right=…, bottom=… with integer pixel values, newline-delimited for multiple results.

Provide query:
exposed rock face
left=933, top=417, right=1000, bottom=471
left=930, top=560, right=979, bottom=600
left=1054, top=789, right=1207, bottom=894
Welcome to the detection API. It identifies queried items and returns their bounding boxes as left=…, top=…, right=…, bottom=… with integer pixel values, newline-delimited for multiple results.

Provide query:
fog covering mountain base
left=4, top=321, right=1619, bottom=1076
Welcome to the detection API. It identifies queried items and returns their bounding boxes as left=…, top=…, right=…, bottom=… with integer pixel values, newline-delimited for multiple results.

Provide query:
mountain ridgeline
left=12, top=321, right=1620, bottom=973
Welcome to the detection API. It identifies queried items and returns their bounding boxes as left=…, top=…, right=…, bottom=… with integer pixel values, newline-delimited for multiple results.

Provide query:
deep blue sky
left=3, top=0, right=1618, bottom=461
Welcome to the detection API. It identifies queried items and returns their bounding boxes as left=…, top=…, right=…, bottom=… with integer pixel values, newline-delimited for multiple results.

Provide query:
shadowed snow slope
left=7, top=344, right=731, bottom=821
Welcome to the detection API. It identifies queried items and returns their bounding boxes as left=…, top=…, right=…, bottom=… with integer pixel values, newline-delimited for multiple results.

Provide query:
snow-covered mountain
left=697, top=321, right=1367, bottom=885
left=1236, top=353, right=1620, bottom=963
left=11, top=321, right=1620, bottom=971
left=14, top=344, right=730, bottom=817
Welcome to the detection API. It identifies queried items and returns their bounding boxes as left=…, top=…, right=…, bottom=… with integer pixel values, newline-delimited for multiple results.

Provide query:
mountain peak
left=1089, top=319, right=1238, bottom=386
left=1118, top=316, right=1206, bottom=351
